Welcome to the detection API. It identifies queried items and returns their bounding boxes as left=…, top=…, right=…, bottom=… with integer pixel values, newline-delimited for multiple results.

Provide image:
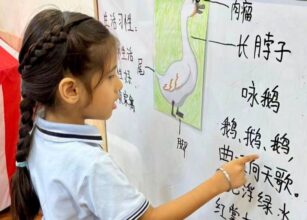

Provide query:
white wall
left=0, top=0, right=96, bottom=38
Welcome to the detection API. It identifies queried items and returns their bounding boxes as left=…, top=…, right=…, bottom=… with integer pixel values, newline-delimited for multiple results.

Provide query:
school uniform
left=27, top=116, right=149, bottom=220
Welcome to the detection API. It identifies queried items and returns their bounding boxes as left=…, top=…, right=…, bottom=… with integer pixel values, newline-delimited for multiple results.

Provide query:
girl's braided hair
left=11, top=9, right=117, bottom=220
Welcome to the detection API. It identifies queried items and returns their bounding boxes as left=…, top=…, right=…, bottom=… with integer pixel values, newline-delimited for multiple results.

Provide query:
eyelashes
left=108, top=74, right=116, bottom=80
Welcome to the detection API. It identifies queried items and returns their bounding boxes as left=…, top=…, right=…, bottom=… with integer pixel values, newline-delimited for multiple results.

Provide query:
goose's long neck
left=181, top=10, right=193, bottom=60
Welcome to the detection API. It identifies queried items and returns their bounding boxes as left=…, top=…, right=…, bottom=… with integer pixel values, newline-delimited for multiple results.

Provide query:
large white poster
left=98, top=1, right=307, bottom=219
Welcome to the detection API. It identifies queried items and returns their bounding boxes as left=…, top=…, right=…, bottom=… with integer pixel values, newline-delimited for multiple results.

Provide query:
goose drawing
left=155, top=0, right=204, bottom=118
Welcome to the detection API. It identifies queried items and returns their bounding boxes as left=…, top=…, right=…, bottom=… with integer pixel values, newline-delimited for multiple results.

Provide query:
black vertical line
left=179, top=119, right=182, bottom=135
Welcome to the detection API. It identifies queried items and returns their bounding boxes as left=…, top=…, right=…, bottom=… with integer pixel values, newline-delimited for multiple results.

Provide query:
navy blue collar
left=35, top=116, right=103, bottom=145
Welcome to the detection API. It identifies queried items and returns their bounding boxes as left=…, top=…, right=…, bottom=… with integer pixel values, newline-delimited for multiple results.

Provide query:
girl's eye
left=108, top=74, right=116, bottom=80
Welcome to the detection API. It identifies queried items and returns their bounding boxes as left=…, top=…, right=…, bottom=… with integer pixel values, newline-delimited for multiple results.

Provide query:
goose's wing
left=159, top=64, right=191, bottom=92
left=174, top=68, right=191, bottom=90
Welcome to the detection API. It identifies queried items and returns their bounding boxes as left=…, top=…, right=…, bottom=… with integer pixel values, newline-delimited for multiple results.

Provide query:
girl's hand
left=217, top=154, right=259, bottom=192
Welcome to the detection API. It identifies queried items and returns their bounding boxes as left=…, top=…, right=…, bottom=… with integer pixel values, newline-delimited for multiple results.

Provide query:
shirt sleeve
left=79, top=153, right=149, bottom=220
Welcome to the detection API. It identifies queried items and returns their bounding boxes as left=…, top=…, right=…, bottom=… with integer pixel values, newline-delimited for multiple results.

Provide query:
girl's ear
left=58, top=77, right=80, bottom=104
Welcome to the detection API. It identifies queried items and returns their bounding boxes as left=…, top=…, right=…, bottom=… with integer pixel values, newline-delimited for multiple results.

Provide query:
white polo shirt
left=28, top=117, right=149, bottom=220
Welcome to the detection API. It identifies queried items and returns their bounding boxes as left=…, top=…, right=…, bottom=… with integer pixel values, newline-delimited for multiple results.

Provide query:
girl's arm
left=140, top=154, right=259, bottom=220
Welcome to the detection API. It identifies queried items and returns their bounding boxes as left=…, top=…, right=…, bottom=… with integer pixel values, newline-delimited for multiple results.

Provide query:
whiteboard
left=98, top=0, right=307, bottom=219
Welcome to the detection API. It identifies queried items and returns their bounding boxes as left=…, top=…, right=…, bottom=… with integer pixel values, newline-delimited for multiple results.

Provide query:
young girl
left=11, top=9, right=259, bottom=220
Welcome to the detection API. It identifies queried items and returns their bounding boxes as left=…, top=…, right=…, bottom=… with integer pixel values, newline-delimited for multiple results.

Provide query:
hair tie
left=16, top=161, right=28, bottom=168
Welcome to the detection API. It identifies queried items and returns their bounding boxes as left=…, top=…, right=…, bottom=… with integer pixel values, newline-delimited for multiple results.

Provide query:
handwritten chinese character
left=219, top=145, right=234, bottom=162
left=261, top=85, right=280, bottom=113
left=221, top=117, right=237, bottom=139
left=177, top=137, right=188, bottom=158
left=214, top=198, right=226, bottom=220
left=244, top=126, right=261, bottom=149
left=257, top=192, right=273, bottom=215
left=275, top=41, right=291, bottom=62
left=242, top=81, right=259, bottom=107
left=270, top=133, right=290, bottom=154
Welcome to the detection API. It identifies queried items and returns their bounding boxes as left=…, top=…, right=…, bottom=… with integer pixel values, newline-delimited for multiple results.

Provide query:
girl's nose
left=117, top=75, right=123, bottom=91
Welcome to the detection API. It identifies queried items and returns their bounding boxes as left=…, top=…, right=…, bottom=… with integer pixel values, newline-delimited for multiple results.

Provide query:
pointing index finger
left=240, top=154, right=259, bottom=164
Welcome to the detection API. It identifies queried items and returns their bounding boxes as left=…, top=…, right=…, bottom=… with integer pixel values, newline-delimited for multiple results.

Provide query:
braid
left=18, top=25, right=67, bottom=74
left=11, top=96, right=40, bottom=220
left=11, top=24, right=68, bottom=220
left=11, top=8, right=116, bottom=220
left=16, top=95, right=35, bottom=162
